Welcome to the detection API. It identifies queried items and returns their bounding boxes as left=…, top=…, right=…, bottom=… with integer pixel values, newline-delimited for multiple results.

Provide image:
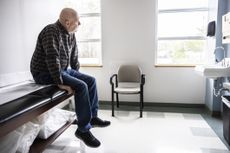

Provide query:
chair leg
left=116, top=93, right=119, bottom=108
left=140, top=92, right=143, bottom=118
left=112, top=91, right=115, bottom=117
left=141, top=92, right=144, bottom=109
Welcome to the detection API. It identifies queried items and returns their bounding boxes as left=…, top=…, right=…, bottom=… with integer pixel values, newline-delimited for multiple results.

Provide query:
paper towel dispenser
left=207, top=21, right=216, bottom=37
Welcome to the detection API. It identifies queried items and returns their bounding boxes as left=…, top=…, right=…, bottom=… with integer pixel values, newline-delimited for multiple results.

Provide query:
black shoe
left=75, top=129, right=101, bottom=148
left=90, top=117, right=111, bottom=127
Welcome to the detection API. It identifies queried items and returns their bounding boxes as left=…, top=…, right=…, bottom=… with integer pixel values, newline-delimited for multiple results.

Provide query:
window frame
left=77, top=8, right=102, bottom=67
left=155, top=1, right=209, bottom=67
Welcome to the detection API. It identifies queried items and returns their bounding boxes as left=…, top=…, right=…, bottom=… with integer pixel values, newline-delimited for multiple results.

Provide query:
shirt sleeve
left=41, top=27, right=63, bottom=84
left=70, top=34, right=80, bottom=71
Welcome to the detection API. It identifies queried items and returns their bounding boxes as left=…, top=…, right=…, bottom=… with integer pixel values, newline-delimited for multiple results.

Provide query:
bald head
left=59, top=8, right=80, bottom=33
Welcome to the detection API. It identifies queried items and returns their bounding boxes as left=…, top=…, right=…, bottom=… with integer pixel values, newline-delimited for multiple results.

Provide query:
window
left=65, top=0, right=102, bottom=66
left=156, top=0, right=208, bottom=66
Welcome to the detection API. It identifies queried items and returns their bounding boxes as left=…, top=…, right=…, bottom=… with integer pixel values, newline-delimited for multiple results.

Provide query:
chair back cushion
left=118, top=65, right=141, bottom=83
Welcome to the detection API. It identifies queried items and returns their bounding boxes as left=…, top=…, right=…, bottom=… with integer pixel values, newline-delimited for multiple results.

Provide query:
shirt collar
left=56, top=20, right=70, bottom=35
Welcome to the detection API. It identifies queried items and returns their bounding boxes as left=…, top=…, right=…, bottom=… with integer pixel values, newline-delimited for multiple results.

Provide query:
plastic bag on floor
left=16, top=121, right=40, bottom=153
left=0, top=128, right=23, bottom=153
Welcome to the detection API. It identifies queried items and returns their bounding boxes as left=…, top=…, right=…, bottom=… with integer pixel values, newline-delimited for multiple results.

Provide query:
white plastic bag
left=38, top=108, right=76, bottom=139
left=0, top=129, right=22, bottom=153
left=16, top=122, right=40, bottom=153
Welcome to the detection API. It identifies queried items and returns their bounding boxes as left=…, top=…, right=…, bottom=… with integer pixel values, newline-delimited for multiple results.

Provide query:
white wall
left=0, top=0, right=24, bottom=74
left=0, top=0, right=206, bottom=104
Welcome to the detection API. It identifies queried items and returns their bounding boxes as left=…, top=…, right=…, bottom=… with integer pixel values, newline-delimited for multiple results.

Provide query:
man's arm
left=70, top=34, right=80, bottom=71
left=58, top=84, right=73, bottom=94
left=42, top=28, right=74, bottom=93
left=42, top=28, right=63, bottom=84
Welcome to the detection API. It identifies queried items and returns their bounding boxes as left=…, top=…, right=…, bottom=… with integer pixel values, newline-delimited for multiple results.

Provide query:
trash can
left=222, top=95, right=230, bottom=145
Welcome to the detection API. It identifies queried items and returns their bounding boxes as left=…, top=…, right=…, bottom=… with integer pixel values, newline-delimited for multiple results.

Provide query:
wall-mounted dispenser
left=207, top=21, right=216, bottom=37
left=222, top=12, right=230, bottom=44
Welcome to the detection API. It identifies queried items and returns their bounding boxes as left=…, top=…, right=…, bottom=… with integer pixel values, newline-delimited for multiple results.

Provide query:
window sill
left=80, top=64, right=103, bottom=67
left=154, top=64, right=196, bottom=67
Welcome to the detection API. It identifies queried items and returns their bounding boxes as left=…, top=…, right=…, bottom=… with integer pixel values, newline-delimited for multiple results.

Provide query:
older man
left=30, top=8, right=110, bottom=148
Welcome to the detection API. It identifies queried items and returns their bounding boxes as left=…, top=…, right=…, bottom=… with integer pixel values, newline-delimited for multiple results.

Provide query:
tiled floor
left=44, top=110, right=230, bottom=153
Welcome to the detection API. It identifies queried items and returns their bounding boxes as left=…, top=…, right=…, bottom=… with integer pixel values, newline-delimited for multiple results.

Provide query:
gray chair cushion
left=114, top=87, right=140, bottom=94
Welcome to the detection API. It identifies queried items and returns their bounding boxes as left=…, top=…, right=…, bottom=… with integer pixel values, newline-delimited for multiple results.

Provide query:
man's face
left=67, top=16, right=81, bottom=33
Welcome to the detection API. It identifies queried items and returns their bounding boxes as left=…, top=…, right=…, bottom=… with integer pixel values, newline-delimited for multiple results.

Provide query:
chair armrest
left=141, top=74, right=145, bottom=85
left=110, top=74, right=118, bottom=86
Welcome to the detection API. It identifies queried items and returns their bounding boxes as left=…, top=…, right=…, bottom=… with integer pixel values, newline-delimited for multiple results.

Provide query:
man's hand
left=58, top=84, right=73, bottom=94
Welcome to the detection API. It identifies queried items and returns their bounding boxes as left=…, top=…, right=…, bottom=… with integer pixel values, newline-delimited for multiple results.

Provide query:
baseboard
left=99, top=101, right=205, bottom=108
left=203, top=106, right=222, bottom=118
left=211, top=111, right=222, bottom=117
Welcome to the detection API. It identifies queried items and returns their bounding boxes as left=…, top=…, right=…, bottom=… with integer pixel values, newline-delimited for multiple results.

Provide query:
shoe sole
left=91, top=124, right=110, bottom=128
left=75, top=133, right=100, bottom=148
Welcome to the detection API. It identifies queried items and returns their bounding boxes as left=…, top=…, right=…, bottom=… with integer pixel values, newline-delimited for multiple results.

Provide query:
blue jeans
left=32, top=69, right=99, bottom=132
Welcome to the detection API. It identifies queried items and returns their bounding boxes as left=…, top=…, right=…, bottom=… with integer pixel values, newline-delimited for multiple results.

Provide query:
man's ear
left=65, top=20, right=71, bottom=27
